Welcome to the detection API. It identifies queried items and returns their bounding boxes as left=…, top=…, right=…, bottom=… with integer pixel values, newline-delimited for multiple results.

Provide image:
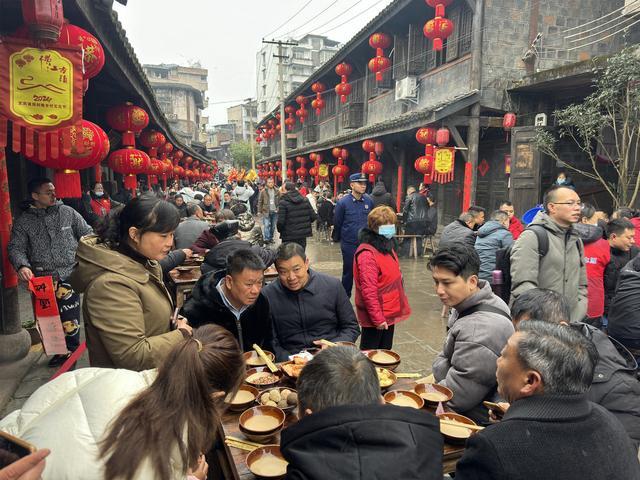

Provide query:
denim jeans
left=263, top=211, right=277, bottom=242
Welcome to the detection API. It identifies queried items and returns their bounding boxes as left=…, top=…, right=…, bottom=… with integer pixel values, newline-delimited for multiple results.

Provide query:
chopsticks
left=225, top=436, right=263, bottom=452
left=253, top=344, right=279, bottom=373
left=415, top=374, right=436, bottom=384
left=439, top=419, right=484, bottom=431
left=317, top=339, right=337, bottom=347
left=395, top=373, right=422, bottom=378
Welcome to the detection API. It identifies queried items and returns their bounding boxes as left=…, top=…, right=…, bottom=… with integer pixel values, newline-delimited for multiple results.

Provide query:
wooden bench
left=396, top=234, right=438, bottom=259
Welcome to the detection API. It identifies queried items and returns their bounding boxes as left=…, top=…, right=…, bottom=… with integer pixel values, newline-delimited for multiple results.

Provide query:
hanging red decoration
left=433, top=147, right=456, bottom=184
left=139, top=130, right=166, bottom=158
left=423, top=1, right=455, bottom=52
left=368, top=33, right=392, bottom=82
left=286, top=159, right=295, bottom=181
left=173, top=150, right=184, bottom=162
left=361, top=139, right=382, bottom=183
left=374, top=141, right=384, bottom=157
left=159, top=142, right=173, bottom=158
left=184, top=155, right=193, bottom=165
left=295, top=95, right=309, bottom=124
left=21, top=0, right=64, bottom=43
left=436, top=127, right=450, bottom=146
left=416, top=127, right=439, bottom=185
left=414, top=153, right=435, bottom=185
left=311, top=82, right=325, bottom=116
left=416, top=127, right=437, bottom=145
left=362, top=139, right=376, bottom=153
left=108, top=147, right=151, bottom=192
left=25, top=119, right=109, bottom=198
left=503, top=112, right=517, bottom=131
left=504, top=154, right=512, bottom=175
left=334, top=62, right=353, bottom=103
left=147, top=159, right=162, bottom=186
left=296, top=156, right=308, bottom=180
left=332, top=147, right=349, bottom=184
left=284, top=105, right=296, bottom=131
left=478, top=158, right=490, bottom=177
left=106, top=102, right=149, bottom=147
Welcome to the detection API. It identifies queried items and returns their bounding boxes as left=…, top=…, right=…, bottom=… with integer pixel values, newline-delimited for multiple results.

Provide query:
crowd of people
left=2, top=172, right=640, bottom=479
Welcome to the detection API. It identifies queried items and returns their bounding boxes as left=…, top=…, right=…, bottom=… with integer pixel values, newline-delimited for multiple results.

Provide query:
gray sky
left=114, top=0, right=394, bottom=125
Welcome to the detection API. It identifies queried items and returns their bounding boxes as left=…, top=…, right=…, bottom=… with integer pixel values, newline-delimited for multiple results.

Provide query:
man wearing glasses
left=510, top=185, right=587, bottom=323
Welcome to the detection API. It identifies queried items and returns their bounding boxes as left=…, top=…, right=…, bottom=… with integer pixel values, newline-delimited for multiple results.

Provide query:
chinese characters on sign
left=433, top=147, right=455, bottom=184
left=28, top=276, right=68, bottom=355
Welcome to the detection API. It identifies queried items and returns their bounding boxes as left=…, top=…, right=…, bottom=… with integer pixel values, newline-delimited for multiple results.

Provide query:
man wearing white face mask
left=353, top=206, right=411, bottom=350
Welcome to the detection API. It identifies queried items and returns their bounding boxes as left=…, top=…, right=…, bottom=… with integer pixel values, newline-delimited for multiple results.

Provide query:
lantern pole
left=263, top=38, right=298, bottom=186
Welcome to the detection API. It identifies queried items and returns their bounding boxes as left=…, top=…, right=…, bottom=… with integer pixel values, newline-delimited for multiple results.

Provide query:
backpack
left=495, top=224, right=584, bottom=303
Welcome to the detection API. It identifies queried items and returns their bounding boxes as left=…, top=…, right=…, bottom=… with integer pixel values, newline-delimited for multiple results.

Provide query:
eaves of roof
left=258, top=90, right=479, bottom=163
left=72, top=0, right=211, bottom=165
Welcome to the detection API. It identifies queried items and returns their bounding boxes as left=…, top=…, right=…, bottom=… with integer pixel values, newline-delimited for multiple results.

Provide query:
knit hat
left=212, top=220, right=239, bottom=240
left=238, top=213, right=256, bottom=232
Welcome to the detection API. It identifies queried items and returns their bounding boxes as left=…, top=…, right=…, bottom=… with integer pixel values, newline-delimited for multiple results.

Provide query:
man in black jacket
left=511, top=288, right=640, bottom=448
left=262, top=243, right=360, bottom=361
left=281, top=346, right=443, bottom=480
left=604, top=218, right=640, bottom=314
left=276, top=182, right=317, bottom=250
left=401, top=186, right=428, bottom=256
left=455, top=321, right=640, bottom=480
left=609, top=255, right=640, bottom=355
left=181, top=249, right=273, bottom=352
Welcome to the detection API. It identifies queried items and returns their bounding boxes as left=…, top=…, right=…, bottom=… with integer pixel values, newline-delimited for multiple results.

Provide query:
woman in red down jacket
left=353, top=206, right=411, bottom=350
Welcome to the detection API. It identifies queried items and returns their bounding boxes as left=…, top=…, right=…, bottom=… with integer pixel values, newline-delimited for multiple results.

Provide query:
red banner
left=28, top=276, right=67, bottom=355
left=0, top=148, right=17, bottom=288
left=0, top=37, right=83, bottom=156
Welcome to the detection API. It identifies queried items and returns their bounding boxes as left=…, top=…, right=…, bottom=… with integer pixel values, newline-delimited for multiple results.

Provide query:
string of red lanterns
left=311, top=83, right=326, bottom=116
left=296, top=96, right=309, bottom=124
left=334, top=62, right=353, bottom=103
left=368, top=33, right=392, bottom=82
left=423, top=0, right=454, bottom=51
left=361, top=139, right=383, bottom=183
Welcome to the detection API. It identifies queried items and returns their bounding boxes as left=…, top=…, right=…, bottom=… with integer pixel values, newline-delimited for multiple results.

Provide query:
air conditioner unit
left=624, top=0, right=640, bottom=16
left=395, top=76, right=418, bottom=101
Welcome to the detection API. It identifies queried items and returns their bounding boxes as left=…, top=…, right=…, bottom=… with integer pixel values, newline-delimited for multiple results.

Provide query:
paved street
left=1, top=236, right=446, bottom=418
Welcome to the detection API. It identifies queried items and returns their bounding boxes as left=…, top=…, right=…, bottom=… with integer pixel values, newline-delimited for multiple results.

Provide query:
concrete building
left=227, top=99, right=258, bottom=141
left=143, top=63, right=209, bottom=146
left=256, top=34, right=340, bottom=119
left=257, top=0, right=640, bottom=220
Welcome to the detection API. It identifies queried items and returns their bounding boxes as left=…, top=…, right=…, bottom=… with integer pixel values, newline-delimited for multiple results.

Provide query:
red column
left=0, top=148, right=18, bottom=288
left=462, top=161, right=473, bottom=212
left=396, top=165, right=403, bottom=213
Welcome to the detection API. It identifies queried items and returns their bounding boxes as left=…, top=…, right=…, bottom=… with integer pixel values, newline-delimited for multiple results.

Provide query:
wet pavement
left=1, top=235, right=446, bottom=417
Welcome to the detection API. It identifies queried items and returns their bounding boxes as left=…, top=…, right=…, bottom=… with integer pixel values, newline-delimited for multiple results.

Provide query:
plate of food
left=413, top=383, right=453, bottom=406
left=246, top=445, right=288, bottom=479
left=376, top=367, right=397, bottom=389
left=383, top=390, right=424, bottom=409
left=365, top=349, right=401, bottom=371
left=245, top=367, right=282, bottom=388
left=281, top=355, right=309, bottom=379
left=437, top=412, right=478, bottom=444
left=257, top=387, right=298, bottom=413
left=224, top=385, right=259, bottom=412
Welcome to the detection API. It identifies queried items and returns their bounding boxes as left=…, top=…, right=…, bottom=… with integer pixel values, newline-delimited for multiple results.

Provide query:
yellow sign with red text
left=434, top=148, right=454, bottom=174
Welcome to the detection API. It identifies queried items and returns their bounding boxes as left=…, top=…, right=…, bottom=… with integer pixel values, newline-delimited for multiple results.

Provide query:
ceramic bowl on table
left=413, top=383, right=454, bottom=406
left=256, top=387, right=298, bottom=413
left=175, top=266, right=196, bottom=276
left=383, top=390, right=425, bottom=409
left=224, top=385, right=259, bottom=412
left=365, top=349, right=401, bottom=371
left=376, top=367, right=397, bottom=390
left=238, top=405, right=286, bottom=443
left=246, top=444, right=289, bottom=479
left=243, top=350, right=276, bottom=368
left=244, top=366, right=282, bottom=389
left=436, top=412, right=477, bottom=445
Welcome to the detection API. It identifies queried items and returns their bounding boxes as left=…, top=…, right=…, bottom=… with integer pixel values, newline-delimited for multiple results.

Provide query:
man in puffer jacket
left=233, top=180, right=254, bottom=211
left=474, top=210, right=513, bottom=281
left=371, top=181, right=394, bottom=209
left=276, top=182, right=317, bottom=250
left=609, top=255, right=640, bottom=355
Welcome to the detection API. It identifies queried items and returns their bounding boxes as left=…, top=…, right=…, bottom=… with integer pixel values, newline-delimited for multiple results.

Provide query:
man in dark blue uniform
left=332, top=173, right=374, bottom=296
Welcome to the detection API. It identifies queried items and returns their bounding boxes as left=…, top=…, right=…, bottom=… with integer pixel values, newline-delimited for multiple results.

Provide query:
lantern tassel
left=124, top=174, right=137, bottom=191
left=53, top=169, right=81, bottom=198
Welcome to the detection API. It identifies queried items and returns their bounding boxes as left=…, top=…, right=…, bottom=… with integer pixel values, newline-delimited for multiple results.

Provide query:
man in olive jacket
left=510, top=185, right=587, bottom=323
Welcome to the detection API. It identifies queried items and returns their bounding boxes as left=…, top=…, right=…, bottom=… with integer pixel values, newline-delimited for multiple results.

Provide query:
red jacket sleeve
left=191, top=230, right=218, bottom=254
left=510, top=217, right=525, bottom=240
left=355, top=250, right=387, bottom=326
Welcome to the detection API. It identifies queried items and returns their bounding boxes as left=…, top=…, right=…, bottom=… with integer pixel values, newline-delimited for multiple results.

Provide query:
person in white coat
left=0, top=325, right=244, bottom=480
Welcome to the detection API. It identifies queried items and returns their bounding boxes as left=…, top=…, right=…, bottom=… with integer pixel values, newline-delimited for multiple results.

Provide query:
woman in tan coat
left=71, top=195, right=191, bottom=370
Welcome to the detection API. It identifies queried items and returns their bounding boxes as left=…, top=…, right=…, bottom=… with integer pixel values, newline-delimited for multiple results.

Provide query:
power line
left=318, top=0, right=390, bottom=36
left=263, top=0, right=314, bottom=39
left=563, top=0, right=640, bottom=33
left=277, top=0, right=342, bottom=39
left=279, top=0, right=366, bottom=41
left=567, top=2, right=640, bottom=43
left=567, top=16, right=640, bottom=51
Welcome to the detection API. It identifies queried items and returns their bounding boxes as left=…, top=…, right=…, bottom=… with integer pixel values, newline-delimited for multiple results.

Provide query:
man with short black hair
left=277, top=182, right=316, bottom=250
left=280, top=346, right=443, bottom=480
left=200, top=194, right=215, bottom=214
left=499, top=200, right=524, bottom=239
left=257, top=177, right=280, bottom=244
left=604, top=218, right=640, bottom=313
left=262, top=242, right=360, bottom=360
left=438, top=210, right=482, bottom=249
left=173, top=204, right=209, bottom=249
left=455, top=321, right=640, bottom=480
left=173, top=194, right=188, bottom=218
left=511, top=288, right=640, bottom=447
left=430, top=244, right=514, bottom=422
left=510, top=185, right=587, bottom=322
left=182, top=249, right=272, bottom=352
left=475, top=210, right=513, bottom=281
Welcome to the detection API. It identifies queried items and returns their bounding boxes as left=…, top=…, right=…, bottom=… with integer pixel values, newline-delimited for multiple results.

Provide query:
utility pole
left=247, top=98, right=256, bottom=171
left=262, top=38, right=298, bottom=185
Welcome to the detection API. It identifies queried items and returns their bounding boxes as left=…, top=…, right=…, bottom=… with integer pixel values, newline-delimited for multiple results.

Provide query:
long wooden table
left=214, top=376, right=465, bottom=479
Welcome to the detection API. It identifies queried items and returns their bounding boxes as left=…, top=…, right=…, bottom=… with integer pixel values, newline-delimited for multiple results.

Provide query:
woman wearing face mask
left=80, top=182, right=122, bottom=228
left=70, top=194, right=191, bottom=371
left=353, top=206, right=411, bottom=350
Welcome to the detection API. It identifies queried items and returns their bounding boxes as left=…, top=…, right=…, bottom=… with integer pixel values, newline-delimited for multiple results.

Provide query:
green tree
left=229, top=141, right=261, bottom=170
left=534, top=48, right=640, bottom=207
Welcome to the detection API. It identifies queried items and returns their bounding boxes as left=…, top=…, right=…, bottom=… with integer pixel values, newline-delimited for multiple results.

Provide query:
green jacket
left=510, top=212, right=587, bottom=322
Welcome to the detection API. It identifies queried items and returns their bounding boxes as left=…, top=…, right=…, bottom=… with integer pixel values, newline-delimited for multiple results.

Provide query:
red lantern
left=147, top=159, right=162, bottom=186
left=173, top=165, right=185, bottom=178
left=25, top=120, right=109, bottom=198
left=284, top=105, right=296, bottom=131
left=426, top=0, right=453, bottom=15
left=374, top=141, right=384, bottom=157
left=423, top=0, right=455, bottom=53
left=295, top=95, right=309, bottom=124
left=184, top=155, right=193, bottom=165
left=311, top=82, right=325, bottom=116
left=57, top=21, right=104, bottom=79
left=436, top=127, right=450, bottom=146
left=416, top=127, right=437, bottom=145
left=139, top=130, right=166, bottom=158
left=362, top=139, right=376, bottom=153
left=362, top=159, right=382, bottom=183
left=108, top=147, right=151, bottom=192
left=173, top=150, right=184, bottom=162
left=106, top=103, right=149, bottom=147
left=415, top=155, right=435, bottom=185
left=368, top=33, right=392, bottom=82
left=332, top=146, right=350, bottom=185
left=159, top=142, right=174, bottom=158
left=334, top=62, right=353, bottom=103
left=503, top=112, right=517, bottom=130
left=21, top=0, right=64, bottom=42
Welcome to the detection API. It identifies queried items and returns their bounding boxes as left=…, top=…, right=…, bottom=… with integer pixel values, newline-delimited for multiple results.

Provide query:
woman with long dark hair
left=353, top=206, right=411, bottom=350
left=71, top=194, right=191, bottom=370
left=0, top=324, right=245, bottom=480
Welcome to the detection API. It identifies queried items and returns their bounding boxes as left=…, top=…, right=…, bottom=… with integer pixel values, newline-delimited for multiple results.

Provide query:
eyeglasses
left=552, top=201, right=582, bottom=207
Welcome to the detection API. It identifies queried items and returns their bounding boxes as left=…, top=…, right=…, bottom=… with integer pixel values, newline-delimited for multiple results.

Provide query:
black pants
left=341, top=242, right=357, bottom=297
left=360, top=324, right=395, bottom=350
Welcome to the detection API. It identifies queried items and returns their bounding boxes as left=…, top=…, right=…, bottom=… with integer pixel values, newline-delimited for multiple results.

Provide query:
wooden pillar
left=467, top=102, right=481, bottom=205
left=466, top=0, right=484, bottom=206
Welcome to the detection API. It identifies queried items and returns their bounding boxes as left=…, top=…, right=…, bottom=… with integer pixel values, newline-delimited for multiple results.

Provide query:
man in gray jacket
left=510, top=185, right=587, bottom=323
left=430, top=244, right=514, bottom=423
left=438, top=208, right=485, bottom=249
left=173, top=203, right=209, bottom=249
left=8, top=178, right=93, bottom=365
left=475, top=210, right=513, bottom=281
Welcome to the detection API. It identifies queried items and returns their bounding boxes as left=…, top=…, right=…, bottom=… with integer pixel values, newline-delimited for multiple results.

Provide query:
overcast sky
left=113, top=0, right=393, bottom=126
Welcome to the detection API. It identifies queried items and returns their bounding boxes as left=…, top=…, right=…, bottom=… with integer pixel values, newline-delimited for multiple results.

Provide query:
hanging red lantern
left=296, top=156, right=308, bottom=180
left=108, top=147, right=151, bottom=192
left=368, top=33, right=392, bottom=82
left=139, top=130, right=166, bottom=158
left=184, top=155, right=193, bottom=165
left=106, top=103, right=149, bottom=147
left=25, top=119, right=109, bottom=198
left=147, top=159, right=162, bottom=186
left=284, top=105, right=296, bottom=131
left=173, top=150, right=184, bottom=162
left=311, top=82, right=325, bottom=116
left=415, top=154, right=435, bottom=185
left=503, top=112, right=517, bottom=130
left=362, top=139, right=376, bottom=153
left=436, top=127, right=450, bottom=146
left=331, top=146, right=350, bottom=184
left=159, top=142, right=173, bottom=158
left=173, top=165, right=185, bottom=178
left=416, top=127, right=438, bottom=184
left=334, top=62, right=353, bottom=103
left=423, top=0, right=455, bottom=52
left=374, top=141, right=384, bottom=157
left=426, top=0, right=454, bottom=15
left=21, top=0, right=64, bottom=42
left=416, top=127, right=437, bottom=145
left=362, top=158, right=382, bottom=183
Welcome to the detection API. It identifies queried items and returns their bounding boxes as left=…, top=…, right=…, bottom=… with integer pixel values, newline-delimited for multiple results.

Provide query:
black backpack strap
left=527, top=224, right=549, bottom=257
left=457, top=303, right=512, bottom=322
